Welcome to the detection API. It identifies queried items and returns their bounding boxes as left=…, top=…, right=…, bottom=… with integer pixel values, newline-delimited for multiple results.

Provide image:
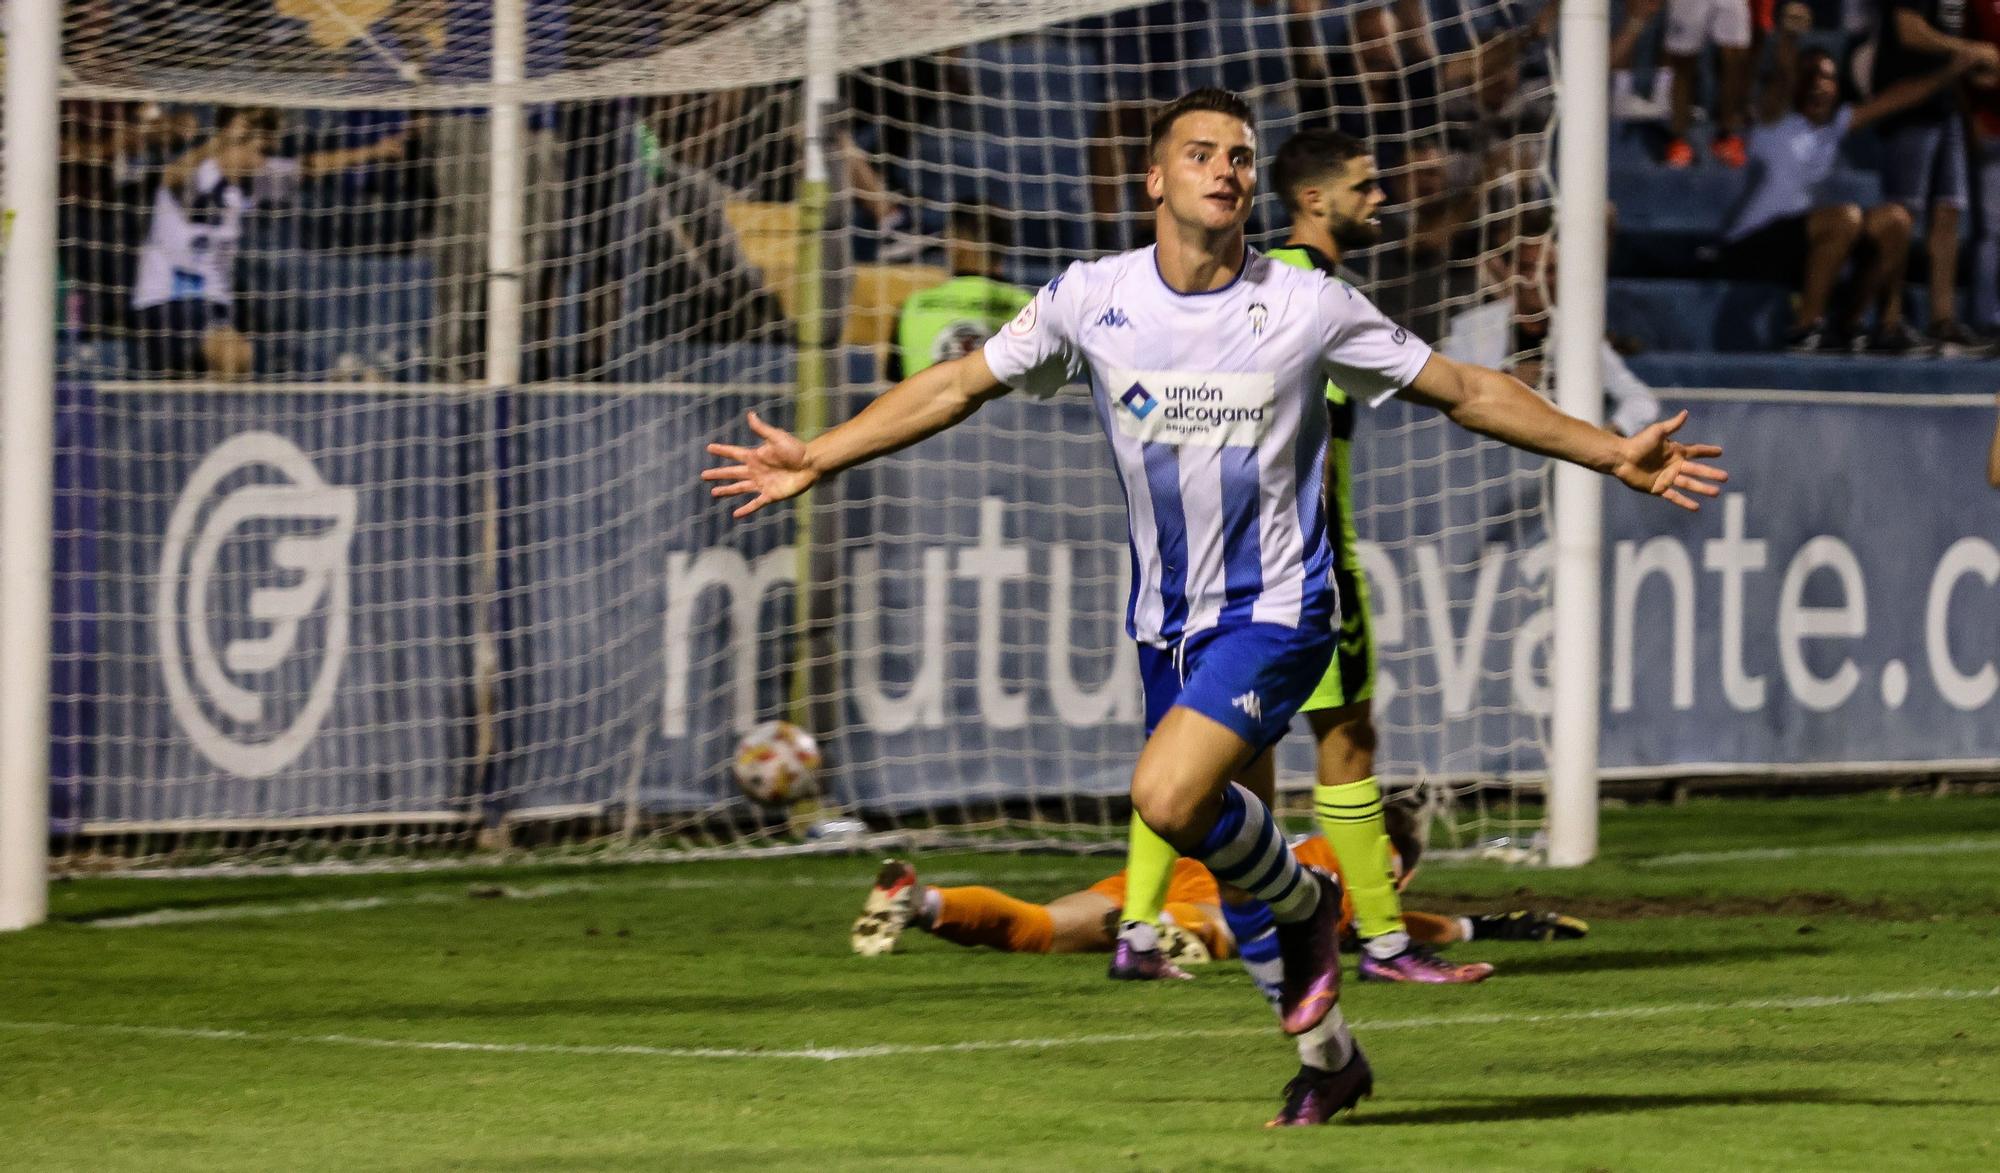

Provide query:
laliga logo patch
left=155, top=432, right=359, bottom=778
left=1006, top=299, right=1039, bottom=336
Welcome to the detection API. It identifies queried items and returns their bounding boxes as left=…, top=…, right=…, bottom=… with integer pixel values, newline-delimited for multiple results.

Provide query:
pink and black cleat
left=1107, top=933, right=1194, bottom=981
left=1267, top=1047, right=1374, bottom=1127
left=1356, top=942, right=1495, bottom=984
left=1274, top=868, right=1345, bottom=1034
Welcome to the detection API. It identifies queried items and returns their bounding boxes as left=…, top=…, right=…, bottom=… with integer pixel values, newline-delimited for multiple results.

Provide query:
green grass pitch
left=4, top=795, right=1999, bottom=1171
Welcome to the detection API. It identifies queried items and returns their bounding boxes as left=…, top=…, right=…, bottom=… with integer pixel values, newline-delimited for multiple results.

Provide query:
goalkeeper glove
left=1467, top=910, right=1589, bottom=942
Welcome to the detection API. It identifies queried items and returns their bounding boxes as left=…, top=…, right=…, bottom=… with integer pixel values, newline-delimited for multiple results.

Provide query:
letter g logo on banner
left=155, top=431, right=359, bottom=778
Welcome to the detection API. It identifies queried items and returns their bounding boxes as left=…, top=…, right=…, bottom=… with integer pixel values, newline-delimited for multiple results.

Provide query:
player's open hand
left=702, top=411, right=818, bottom=518
left=1610, top=409, right=1727, bottom=510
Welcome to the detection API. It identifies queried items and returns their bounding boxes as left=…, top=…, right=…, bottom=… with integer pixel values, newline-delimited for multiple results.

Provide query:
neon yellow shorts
left=1301, top=562, right=1374, bottom=712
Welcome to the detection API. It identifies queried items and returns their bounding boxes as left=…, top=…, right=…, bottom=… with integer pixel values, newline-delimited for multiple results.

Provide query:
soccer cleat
left=1710, top=133, right=1748, bottom=168
left=1107, top=936, right=1194, bottom=981
left=1357, top=942, right=1495, bottom=984
left=1663, top=137, right=1695, bottom=168
left=1468, top=910, right=1590, bottom=942
left=1274, top=869, right=1344, bottom=1034
left=1267, top=1047, right=1374, bottom=1127
left=850, top=859, right=919, bottom=957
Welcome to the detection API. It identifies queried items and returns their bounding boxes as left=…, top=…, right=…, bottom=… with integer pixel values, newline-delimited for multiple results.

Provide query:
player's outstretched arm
left=1402, top=353, right=1728, bottom=511
left=701, top=351, right=1011, bottom=518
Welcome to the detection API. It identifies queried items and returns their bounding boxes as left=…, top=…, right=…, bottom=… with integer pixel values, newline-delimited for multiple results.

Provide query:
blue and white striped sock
left=1194, top=783, right=1321, bottom=924
left=1223, top=898, right=1355, bottom=1068
left=1221, top=899, right=1283, bottom=1005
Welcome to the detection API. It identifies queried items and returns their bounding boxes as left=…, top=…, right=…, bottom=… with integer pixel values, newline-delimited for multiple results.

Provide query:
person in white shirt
left=702, top=88, right=1727, bottom=1127
left=129, top=107, right=404, bottom=378
left=1714, top=3, right=1979, bottom=354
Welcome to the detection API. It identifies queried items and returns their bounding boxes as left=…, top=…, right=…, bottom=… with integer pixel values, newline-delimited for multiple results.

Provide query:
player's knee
left=1130, top=769, right=1210, bottom=850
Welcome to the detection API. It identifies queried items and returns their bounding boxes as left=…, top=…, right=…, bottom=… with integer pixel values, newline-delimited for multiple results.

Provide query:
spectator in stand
left=129, top=107, right=405, bottom=378
left=887, top=204, right=1031, bottom=382
left=1964, top=0, right=2000, bottom=332
left=1442, top=209, right=1663, bottom=438
left=1715, top=2, right=1978, bottom=353
left=1663, top=0, right=1756, bottom=167
left=1873, top=0, right=2000, bottom=354
left=389, top=0, right=564, bottom=384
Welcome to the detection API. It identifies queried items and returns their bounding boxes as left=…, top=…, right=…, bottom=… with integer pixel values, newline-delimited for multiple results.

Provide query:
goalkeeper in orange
left=850, top=806, right=1587, bottom=964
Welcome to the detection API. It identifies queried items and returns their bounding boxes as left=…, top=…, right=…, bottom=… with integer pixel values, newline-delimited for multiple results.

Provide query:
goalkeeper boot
left=1357, top=941, right=1494, bottom=984
left=1273, top=869, right=1345, bottom=1035
left=850, top=859, right=919, bottom=957
left=1108, top=920, right=1194, bottom=981
left=1267, top=1046, right=1374, bottom=1127
left=1469, top=910, right=1590, bottom=941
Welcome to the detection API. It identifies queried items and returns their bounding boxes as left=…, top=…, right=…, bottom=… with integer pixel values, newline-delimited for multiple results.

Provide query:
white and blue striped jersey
left=983, top=245, right=1431, bottom=647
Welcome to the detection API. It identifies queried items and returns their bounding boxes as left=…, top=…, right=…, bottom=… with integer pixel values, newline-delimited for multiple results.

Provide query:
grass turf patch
left=4, top=795, right=1999, bottom=1171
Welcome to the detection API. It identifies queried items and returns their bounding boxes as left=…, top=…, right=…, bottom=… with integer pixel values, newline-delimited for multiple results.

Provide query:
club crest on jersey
left=1094, top=306, right=1132, bottom=330
left=1120, top=382, right=1160, bottom=419
left=1248, top=302, right=1268, bottom=336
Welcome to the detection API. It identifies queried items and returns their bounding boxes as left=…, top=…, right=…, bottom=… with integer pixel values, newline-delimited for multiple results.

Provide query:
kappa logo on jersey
left=1094, top=306, right=1132, bottom=329
left=1108, top=368, right=1277, bottom=448
left=156, top=431, right=359, bottom=779
left=1119, top=382, right=1160, bottom=419
left=1233, top=690, right=1263, bottom=723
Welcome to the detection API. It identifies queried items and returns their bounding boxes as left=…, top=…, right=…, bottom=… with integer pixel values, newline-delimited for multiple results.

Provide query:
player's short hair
left=947, top=201, right=1013, bottom=250
left=1270, top=128, right=1372, bottom=214
left=1147, top=87, right=1257, bottom=161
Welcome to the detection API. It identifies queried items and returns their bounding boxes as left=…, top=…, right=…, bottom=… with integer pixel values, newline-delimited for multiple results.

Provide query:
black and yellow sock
left=1312, top=776, right=1404, bottom=942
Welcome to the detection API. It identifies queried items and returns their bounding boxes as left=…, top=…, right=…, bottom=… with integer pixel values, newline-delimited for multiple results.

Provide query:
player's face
left=1147, top=111, right=1257, bottom=236
left=1325, top=155, right=1386, bottom=249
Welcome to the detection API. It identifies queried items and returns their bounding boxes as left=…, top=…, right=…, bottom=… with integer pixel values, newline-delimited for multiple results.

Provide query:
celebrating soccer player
left=1115, top=128, right=1495, bottom=989
left=704, top=88, right=1726, bottom=1126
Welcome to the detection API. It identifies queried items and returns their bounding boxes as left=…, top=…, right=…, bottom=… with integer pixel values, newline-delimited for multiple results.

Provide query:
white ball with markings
left=731, top=720, right=822, bottom=806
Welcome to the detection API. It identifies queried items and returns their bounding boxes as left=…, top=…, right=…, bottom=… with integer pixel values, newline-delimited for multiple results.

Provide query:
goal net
left=29, top=0, right=1559, bottom=870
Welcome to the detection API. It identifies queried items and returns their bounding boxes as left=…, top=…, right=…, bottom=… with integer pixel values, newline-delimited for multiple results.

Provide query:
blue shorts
left=1138, top=622, right=1336, bottom=751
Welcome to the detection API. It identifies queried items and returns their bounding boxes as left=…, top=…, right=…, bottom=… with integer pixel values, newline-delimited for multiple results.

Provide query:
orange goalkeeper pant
left=930, top=887, right=1055, bottom=953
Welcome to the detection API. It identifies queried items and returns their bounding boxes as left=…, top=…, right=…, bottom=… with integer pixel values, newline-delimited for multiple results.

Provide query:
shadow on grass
left=1481, top=941, right=1828, bottom=976
left=1352, top=1088, right=2000, bottom=1126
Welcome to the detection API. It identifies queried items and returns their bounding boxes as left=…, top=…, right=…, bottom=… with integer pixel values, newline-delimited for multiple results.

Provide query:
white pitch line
left=1635, top=836, right=2000, bottom=868
left=83, top=869, right=1088, bottom=929
left=2, top=986, right=1993, bottom=1063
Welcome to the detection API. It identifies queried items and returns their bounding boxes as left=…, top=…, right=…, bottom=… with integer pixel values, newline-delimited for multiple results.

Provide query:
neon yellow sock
left=1313, top=776, right=1403, bottom=940
left=1121, top=812, right=1177, bottom=926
